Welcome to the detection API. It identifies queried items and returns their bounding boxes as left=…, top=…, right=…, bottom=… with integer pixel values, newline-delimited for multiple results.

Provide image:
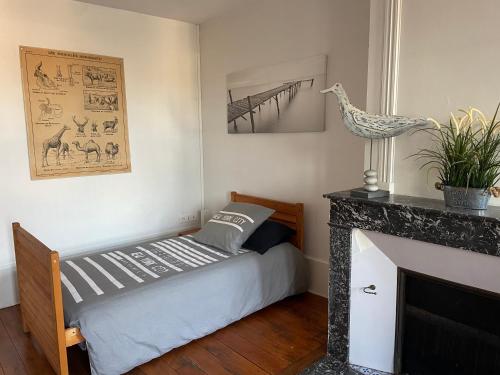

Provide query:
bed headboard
left=230, top=192, right=304, bottom=251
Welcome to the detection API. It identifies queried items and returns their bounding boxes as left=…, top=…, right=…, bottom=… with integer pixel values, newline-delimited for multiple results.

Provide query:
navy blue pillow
left=242, top=220, right=294, bottom=254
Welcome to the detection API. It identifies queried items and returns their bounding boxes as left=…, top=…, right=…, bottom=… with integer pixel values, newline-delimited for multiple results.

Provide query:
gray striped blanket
left=60, top=235, right=247, bottom=320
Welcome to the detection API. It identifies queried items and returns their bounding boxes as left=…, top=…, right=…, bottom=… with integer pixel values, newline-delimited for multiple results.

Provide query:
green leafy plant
left=413, top=105, right=500, bottom=195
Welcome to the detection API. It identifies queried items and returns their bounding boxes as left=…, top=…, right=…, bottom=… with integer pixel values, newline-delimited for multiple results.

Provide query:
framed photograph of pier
left=226, top=55, right=327, bottom=133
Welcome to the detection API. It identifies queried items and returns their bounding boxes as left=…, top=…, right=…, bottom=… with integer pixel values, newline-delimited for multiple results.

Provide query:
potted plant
left=414, top=105, right=500, bottom=210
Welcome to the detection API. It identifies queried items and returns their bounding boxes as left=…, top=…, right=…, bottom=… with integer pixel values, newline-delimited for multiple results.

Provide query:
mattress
left=60, top=235, right=308, bottom=375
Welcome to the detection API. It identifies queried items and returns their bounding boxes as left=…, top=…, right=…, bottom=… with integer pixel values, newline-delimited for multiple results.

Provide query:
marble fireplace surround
left=303, top=191, right=500, bottom=375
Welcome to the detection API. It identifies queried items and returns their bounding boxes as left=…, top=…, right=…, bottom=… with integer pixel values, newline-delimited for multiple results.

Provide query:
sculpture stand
left=351, top=187, right=390, bottom=199
left=351, top=169, right=389, bottom=198
left=351, top=141, right=390, bottom=198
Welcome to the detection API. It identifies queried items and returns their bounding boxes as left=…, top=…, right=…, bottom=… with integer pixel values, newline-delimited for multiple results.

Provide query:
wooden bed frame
left=12, top=191, right=304, bottom=375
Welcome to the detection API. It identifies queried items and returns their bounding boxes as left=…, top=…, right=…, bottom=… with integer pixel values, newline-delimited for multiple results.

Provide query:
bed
left=12, top=192, right=306, bottom=375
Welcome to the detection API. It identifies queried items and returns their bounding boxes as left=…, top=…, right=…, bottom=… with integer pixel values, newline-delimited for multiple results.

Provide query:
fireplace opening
left=394, top=269, right=500, bottom=375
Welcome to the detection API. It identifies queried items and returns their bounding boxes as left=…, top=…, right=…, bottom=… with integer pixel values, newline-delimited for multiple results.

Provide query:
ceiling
left=76, top=0, right=253, bottom=24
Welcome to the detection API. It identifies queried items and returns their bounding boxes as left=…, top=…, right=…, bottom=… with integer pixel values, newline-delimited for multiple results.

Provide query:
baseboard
left=0, top=263, right=18, bottom=309
left=305, top=256, right=329, bottom=298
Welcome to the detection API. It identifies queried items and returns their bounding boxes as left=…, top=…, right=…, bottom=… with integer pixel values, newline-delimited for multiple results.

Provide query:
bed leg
left=20, top=313, right=30, bottom=333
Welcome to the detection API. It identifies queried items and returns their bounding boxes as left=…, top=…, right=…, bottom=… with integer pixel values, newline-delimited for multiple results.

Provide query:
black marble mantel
left=302, top=191, right=500, bottom=375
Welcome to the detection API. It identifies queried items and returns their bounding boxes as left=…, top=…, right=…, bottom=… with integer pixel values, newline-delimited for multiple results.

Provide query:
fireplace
left=394, top=269, right=500, bottom=375
left=302, top=191, right=500, bottom=375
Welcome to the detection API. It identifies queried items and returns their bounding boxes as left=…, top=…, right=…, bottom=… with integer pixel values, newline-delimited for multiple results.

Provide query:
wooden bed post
left=230, top=191, right=237, bottom=202
left=12, top=222, right=29, bottom=333
left=12, top=222, right=69, bottom=375
left=50, top=250, right=70, bottom=375
left=295, top=202, right=305, bottom=251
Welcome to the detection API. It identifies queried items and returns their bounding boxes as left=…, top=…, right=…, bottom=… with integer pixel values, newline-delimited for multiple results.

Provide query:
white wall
left=199, top=0, right=370, bottom=296
left=0, top=0, right=202, bottom=308
left=393, top=0, right=500, bottom=203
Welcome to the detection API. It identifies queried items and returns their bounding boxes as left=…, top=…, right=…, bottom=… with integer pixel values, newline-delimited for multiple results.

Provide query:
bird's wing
left=350, top=107, right=428, bottom=130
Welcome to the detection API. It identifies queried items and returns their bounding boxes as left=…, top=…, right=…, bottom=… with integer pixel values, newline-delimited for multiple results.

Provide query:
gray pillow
left=193, top=202, right=274, bottom=254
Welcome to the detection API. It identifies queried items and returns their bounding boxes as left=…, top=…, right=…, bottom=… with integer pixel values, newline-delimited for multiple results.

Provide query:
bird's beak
left=320, top=87, right=334, bottom=94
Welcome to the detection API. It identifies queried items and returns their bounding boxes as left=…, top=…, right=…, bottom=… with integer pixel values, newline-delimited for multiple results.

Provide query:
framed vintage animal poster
left=19, top=46, right=131, bottom=179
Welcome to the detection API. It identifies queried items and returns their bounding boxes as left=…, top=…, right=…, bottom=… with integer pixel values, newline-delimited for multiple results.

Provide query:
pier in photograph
left=227, top=79, right=314, bottom=133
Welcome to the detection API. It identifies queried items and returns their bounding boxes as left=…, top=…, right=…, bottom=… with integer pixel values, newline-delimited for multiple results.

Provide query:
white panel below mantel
left=350, top=230, right=398, bottom=373
left=349, top=229, right=500, bottom=373
left=364, top=231, right=500, bottom=295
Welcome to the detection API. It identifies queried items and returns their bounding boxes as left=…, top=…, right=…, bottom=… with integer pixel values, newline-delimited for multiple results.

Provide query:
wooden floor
left=0, top=293, right=327, bottom=375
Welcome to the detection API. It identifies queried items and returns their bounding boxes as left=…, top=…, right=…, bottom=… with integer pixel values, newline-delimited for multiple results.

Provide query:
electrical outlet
left=178, top=213, right=198, bottom=224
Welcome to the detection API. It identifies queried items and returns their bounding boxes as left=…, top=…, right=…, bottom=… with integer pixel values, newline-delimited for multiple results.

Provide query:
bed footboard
left=12, top=222, right=70, bottom=375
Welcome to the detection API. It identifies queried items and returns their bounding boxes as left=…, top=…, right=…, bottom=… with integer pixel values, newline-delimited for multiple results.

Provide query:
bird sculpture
left=321, top=83, right=429, bottom=139
left=321, top=83, right=429, bottom=196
